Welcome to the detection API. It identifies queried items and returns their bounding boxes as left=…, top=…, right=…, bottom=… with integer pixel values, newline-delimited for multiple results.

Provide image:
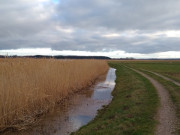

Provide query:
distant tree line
left=0, top=55, right=111, bottom=60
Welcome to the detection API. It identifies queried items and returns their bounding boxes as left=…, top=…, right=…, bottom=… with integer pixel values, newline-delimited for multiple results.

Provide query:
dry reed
left=0, top=58, right=108, bottom=131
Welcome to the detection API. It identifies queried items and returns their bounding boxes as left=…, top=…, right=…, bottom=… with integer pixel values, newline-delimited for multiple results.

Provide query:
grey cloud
left=0, top=0, right=180, bottom=55
left=57, top=0, right=180, bottom=31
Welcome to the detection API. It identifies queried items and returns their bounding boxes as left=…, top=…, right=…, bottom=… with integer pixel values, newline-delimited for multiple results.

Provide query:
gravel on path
left=140, top=69, right=180, bottom=87
left=129, top=67, right=178, bottom=135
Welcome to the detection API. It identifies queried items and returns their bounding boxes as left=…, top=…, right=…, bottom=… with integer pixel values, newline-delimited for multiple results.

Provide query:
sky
left=0, top=0, right=180, bottom=58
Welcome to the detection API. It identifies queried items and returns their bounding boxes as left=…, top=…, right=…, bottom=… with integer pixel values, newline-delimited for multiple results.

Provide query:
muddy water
left=7, top=68, right=116, bottom=135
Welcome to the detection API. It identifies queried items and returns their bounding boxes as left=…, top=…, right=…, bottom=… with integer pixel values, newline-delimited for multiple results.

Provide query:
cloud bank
left=0, top=0, right=180, bottom=57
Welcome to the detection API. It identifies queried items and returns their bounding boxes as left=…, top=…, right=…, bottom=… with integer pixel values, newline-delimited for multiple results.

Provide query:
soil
left=130, top=68, right=178, bottom=135
left=140, top=69, right=180, bottom=87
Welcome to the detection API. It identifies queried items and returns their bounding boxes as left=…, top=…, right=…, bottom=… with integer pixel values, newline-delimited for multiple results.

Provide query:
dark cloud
left=57, top=0, right=180, bottom=30
left=0, top=0, right=180, bottom=55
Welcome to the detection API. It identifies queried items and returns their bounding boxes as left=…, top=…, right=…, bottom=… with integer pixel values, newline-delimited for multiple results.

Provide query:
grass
left=71, top=62, right=159, bottom=135
left=121, top=60, right=180, bottom=82
left=0, top=58, right=108, bottom=131
left=119, top=60, right=180, bottom=133
left=140, top=70, right=180, bottom=133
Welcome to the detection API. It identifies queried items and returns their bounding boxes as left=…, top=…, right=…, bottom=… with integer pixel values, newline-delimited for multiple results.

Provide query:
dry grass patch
left=0, top=58, right=108, bottom=131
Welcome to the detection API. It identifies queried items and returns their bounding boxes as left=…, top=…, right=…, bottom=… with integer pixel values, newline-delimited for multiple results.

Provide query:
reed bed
left=0, top=58, right=109, bottom=131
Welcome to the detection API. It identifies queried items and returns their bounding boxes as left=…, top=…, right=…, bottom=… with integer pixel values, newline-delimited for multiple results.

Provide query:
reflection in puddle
left=7, top=68, right=116, bottom=135
left=70, top=115, right=92, bottom=129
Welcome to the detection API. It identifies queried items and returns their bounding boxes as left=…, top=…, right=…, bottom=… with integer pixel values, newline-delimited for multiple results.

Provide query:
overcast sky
left=0, top=0, right=180, bottom=58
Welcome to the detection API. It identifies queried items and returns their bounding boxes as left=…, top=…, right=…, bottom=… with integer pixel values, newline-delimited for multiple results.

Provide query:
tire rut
left=128, top=67, right=178, bottom=135
left=140, top=69, right=180, bottom=87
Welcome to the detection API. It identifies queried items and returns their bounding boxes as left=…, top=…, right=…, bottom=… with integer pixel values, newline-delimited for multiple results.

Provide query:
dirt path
left=128, top=67, right=178, bottom=135
left=140, top=69, right=180, bottom=87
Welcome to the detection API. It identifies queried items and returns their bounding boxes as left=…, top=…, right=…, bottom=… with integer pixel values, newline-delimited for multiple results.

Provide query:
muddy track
left=127, top=67, right=178, bottom=135
left=140, top=69, right=180, bottom=87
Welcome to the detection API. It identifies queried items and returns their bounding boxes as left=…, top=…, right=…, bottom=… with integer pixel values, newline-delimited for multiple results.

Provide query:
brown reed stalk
left=0, top=58, right=108, bottom=130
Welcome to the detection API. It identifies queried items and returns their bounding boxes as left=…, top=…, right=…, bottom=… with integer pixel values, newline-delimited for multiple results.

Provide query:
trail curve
left=127, top=67, right=178, bottom=135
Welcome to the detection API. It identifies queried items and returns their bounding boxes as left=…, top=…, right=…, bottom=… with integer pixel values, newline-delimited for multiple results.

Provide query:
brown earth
left=140, top=69, right=180, bottom=87
left=129, top=67, right=178, bottom=135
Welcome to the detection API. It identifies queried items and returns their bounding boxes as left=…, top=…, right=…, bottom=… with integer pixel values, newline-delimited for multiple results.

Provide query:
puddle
left=6, top=68, right=116, bottom=135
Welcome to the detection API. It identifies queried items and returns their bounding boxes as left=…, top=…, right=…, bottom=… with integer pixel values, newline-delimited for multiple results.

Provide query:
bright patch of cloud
left=156, top=31, right=180, bottom=38
left=102, top=33, right=121, bottom=38
left=1, top=48, right=180, bottom=59
left=55, top=26, right=74, bottom=33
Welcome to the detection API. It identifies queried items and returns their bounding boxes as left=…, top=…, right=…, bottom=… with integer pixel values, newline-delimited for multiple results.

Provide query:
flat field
left=122, top=60, right=180, bottom=134
left=121, top=60, right=180, bottom=82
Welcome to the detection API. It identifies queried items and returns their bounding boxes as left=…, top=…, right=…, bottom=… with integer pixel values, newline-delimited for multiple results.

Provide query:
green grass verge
left=71, top=62, right=159, bottom=135
left=122, top=61, right=180, bottom=83
left=138, top=69, right=180, bottom=134
left=122, top=61, right=180, bottom=119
